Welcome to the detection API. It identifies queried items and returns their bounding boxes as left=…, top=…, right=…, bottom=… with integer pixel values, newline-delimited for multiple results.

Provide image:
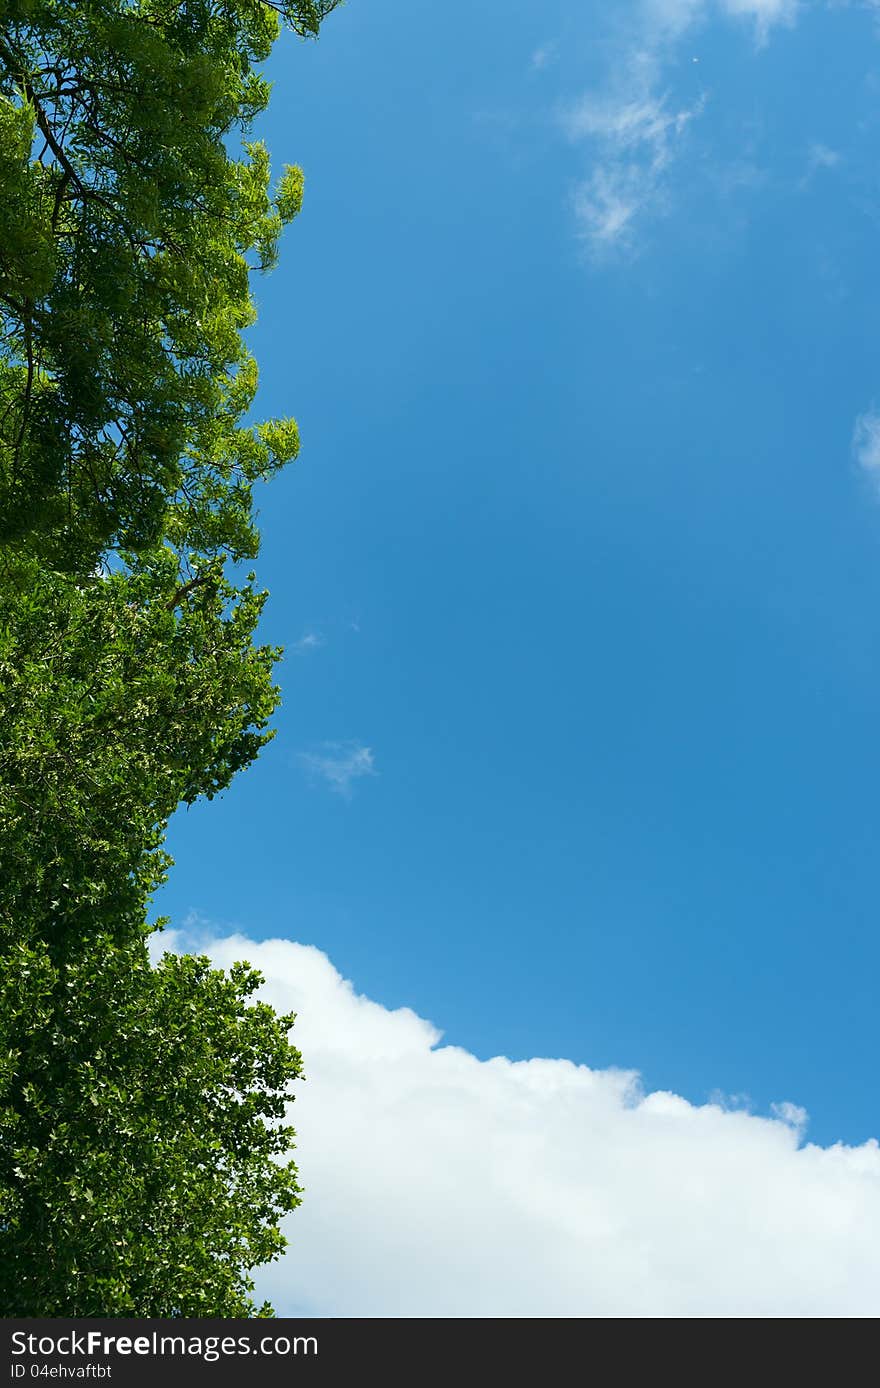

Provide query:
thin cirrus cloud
left=801, top=141, right=841, bottom=187
left=299, top=742, right=376, bottom=797
left=722, top=0, right=800, bottom=41
left=292, top=631, right=325, bottom=654
left=561, top=0, right=801, bottom=254
left=158, top=927, right=880, bottom=1318
left=808, top=142, right=840, bottom=171
left=852, top=410, right=880, bottom=487
left=564, top=91, right=704, bottom=249
left=530, top=42, right=557, bottom=72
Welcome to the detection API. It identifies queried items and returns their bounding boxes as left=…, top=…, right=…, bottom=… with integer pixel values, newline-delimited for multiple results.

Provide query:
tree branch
left=166, top=576, right=213, bottom=611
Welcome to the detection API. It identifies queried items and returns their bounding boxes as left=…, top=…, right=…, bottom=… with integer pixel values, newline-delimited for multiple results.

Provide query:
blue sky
left=161, top=0, right=880, bottom=1177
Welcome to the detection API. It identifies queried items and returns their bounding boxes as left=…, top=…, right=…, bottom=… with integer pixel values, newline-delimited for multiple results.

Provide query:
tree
left=0, top=0, right=341, bottom=946
left=0, top=559, right=280, bottom=950
left=0, top=0, right=336, bottom=576
left=0, top=0, right=341, bottom=1315
left=0, top=935, right=303, bottom=1316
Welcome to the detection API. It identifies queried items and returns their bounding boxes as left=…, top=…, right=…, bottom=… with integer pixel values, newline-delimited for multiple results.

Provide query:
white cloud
left=299, top=742, right=375, bottom=796
left=644, top=0, right=709, bottom=42
left=646, top=0, right=799, bottom=42
left=566, top=91, right=703, bottom=250
left=853, top=410, right=880, bottom=486
left=799, top=141, right=841, bottom=189
left=721, top=0, right=800, bottom=44
left=573, top=166, right=646, bottom=246
left=531, top=42, right=557, bottom=72
left=808, top=141, right=841, bottom=170
left=564, top=93, right=697, bottom=147
left=293, top=631, right=325, bottom=653
left=160, top=928, right=880, bottom=1317
left=564, top=0, right=801, bottom=251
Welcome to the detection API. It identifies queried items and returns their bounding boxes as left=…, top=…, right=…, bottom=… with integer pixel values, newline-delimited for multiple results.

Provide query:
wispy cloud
left=807, top=141, right=841, bottom=172
left=798, top=141, right=841, bottom=190
left=562, top=0, right=802, bottom=253
left=292, top=631, right=325, bottom=654
left=156, top=927, right=880, bottom=1317
left=721, top=0, right=800, bottom=46
left=530, top=42, right=557, bottom=72
left=299, top=742, right=376, bottom=797
left=853, top=410, right=880, bottom=487
left=566, top=89, right=704, bottom=250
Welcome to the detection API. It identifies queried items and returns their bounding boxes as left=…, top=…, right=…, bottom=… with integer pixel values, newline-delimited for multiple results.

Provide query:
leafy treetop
left=0, top=0, right=337, bottom=576
left=0, top=559, right=281, bottom=951
left=0, top=934, right=303, bottom=1316
left=0, top=0, right=339, bottom=1320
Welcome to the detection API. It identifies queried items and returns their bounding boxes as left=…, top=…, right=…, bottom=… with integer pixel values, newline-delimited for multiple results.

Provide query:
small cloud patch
left=299, top=743, right=376, bottom=797
left=853, top=410, right=880, bottom=488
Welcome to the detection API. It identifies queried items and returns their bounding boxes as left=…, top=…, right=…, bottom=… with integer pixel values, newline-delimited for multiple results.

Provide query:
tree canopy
left=0, top=0, right=341, bottom=1316
left=0, top=936, right=303, bottom=1316
left=0, top=0, right=336, bottom=576
left=0, top=561, right=279, bottom=950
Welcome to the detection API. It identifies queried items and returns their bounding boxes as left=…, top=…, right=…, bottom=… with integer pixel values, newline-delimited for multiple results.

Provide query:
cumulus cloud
left=159, top=928, right=880, bottom=1317
left=564, top=0, right=801, bottom=252
left=299, top=742, right=376, bottom=797
left=853, top=410, right=880, bottom=487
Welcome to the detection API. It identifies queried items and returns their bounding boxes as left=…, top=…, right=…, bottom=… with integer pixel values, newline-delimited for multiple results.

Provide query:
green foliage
left=0, top=0, right=341, bottom=1316
left=0, top=555, right=280, bottom=949
left=0, top=936, right=303, bottom=1316
left=0, top=0, right=337, bottom=575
